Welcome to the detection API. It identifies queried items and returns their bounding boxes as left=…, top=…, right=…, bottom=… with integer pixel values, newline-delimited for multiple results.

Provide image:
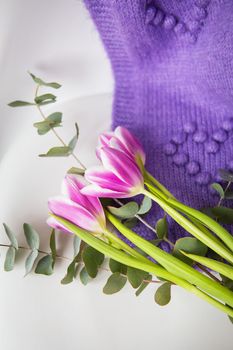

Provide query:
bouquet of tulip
left=4, top=73, right=233, bottom=323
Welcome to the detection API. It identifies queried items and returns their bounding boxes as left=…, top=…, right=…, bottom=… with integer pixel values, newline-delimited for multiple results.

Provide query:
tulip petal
left=115, top=126, right=146, bottom=164
left=81, top=184, right=131, bottom=198
left=48, top=196, right=104, bottom=233
left=62, top=175, right=105, bottom=222
left=47, top=216, right=71, bottom=233
left=100, top=147, right=143, bottom=187
left=85, top=166, right=131, bottom=192
left=99, top=132, right=114, bottom=146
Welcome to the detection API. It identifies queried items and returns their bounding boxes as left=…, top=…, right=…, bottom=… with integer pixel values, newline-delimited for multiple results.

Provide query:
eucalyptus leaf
left=173, top=237, right=208, bottom=265
left=135, top=274, right=152, bottom=296
left=80, top=267, right=91, bottom=285
left=8, top=100, right=35, bottom=107
left=33, top=112, right=62, bottom=135
left=3, top=223, right=18, bottom=249
left=4, top=247, right=16, bottom=271
left=211, top=183, right=225, bottom=198
left=23, top=223, right=40, bottom=250
left=123, top=217, right=138, bottom=229
left=156, top=217, right=168, bottom=239
left=68, top=123, right=79, bottom=151
left=138, top=196, right=152, bottom=215
left=39, top=146, right=72, bottom=157
left=154, top=282, right=172, bottom=306
left=29, top=72, right=61, bottom=89
left=25, top=249, right=38, bottom=276
left=35, top=255, right=53, bottom=275
left=50, top=230, right=56, bottom=267
left=73, top=235, right=81, bottom=256
left=211, top=207, right=233, bottom=224
left=109, top=259, right=127, bottom=274
left=83, top=246, right=104, bottom=278
left=108, top=202, right=139, bottom=219
left=61, top=259, right=77, bottom=284
left=67, top=167, right=85, bottom=175
left=103, top=272, right=127, bottom=295
left=127, top=266, right=148, bottom=289
left=150, top=239, right=163, bottom=246
left=219, top=169, right=233, bottom=182
left=35, top=93, right=56, bottom=105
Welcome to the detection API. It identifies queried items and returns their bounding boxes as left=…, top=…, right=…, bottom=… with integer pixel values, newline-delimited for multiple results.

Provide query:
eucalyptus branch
left=217, top=181, right=231, bottom=207
left=0, top=243, right=70, bottom=261
left=34, top=84, right=86, bottom=170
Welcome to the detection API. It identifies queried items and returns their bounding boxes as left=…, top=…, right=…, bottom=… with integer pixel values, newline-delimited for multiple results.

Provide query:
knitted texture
left=84, top=0, right=233, bottom=244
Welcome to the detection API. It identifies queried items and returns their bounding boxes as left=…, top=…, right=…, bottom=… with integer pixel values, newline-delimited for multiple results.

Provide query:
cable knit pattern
left=84, top=0, right=233, bottom=244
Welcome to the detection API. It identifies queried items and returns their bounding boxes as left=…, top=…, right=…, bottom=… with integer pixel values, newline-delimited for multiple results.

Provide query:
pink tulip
left=81, top=147, right=144, bottom=198
left=47, top=175, right=106, bottom=234
left=96, top=126, right=146, bottom=169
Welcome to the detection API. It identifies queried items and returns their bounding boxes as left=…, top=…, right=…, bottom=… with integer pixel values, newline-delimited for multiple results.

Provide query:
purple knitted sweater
left=84, top=0, right=233, bottom=243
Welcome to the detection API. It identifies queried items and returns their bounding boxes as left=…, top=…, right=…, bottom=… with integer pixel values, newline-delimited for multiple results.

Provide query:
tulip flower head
left=96, top=126, right=146, bottom=170
left=82, top=147, right=144, bottom=198
left=47, top=175, right=106, bottom=234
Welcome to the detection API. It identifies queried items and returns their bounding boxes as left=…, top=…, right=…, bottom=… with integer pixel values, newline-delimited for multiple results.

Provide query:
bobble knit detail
left=84, top=0, right=233, bottom=243
left=145, top=0, right=211, bottom=43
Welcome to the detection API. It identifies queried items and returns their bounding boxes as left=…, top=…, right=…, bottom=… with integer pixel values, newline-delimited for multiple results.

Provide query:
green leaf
left=80, top=267, right=91, bottom=285
left=50, top=229, right=56, bottom=267
left=68, top=123, right=79, bottom=151
left=83, top=246, right=104, bottom=278
left=24, top=223, right=40, bottom=250
left=123, top=217, right=138, bottom=229
left=8, top=100, right=35, bottom=107
left=35, top=255, right=53, bottom=275
left=25, top=249, right=38, bottom=275
left=211, top=207, right=233, bottom=224
left=228, top=316, right=233, bottom=324
left=181, top=252, right=233, bottom=281
left=108, top=202, right=139, bottom=219
left=150, top=239, right=163, bottom=246
left=3, top=223, right=18, bottom=249
left=39, top=146, right=71, bottom=157
left=173, top=237, right=208, bottom=265
left=4, top=247, right=16, bottom=271
left=135, top=274, right=152, bottom=296
left=103, top=272, right=127, bottom=294
left=67, top=167, right=85, bottom=175
left=138, top=196, right=152, bottom=215
left=29, top=72, right=61, bottom=89
left=154, top=282, right=172, bottom=306
left=35, top=93, right=56, bottom=105
left=61, top=259, right=77, bottom=284
left=73, top=235, right=81, bottom=256
left=211, top=183, right=225, bottom=198
left=109, top=258, right=127, bottom=274
left=127, top=266, right=148, bottom=288
left=219, top=169, right=233, bottom=182
left=47, top=112, right=62, bottom=123
left=156, top=217, right=168, bottom=239
left=33, top=112, right=62, bottom=135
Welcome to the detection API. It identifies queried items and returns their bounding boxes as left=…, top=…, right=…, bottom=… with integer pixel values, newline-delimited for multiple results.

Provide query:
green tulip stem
left=145, top=171, right=233, bottom=254
left=106, top=211, right=233, bottom=308
left=52, top=214, right=233, bottom=318
left=143, top=188, right=233, bottom=265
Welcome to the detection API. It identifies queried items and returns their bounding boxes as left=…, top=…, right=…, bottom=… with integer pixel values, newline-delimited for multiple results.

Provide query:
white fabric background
left=0, top=1, right=232, bottom=349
